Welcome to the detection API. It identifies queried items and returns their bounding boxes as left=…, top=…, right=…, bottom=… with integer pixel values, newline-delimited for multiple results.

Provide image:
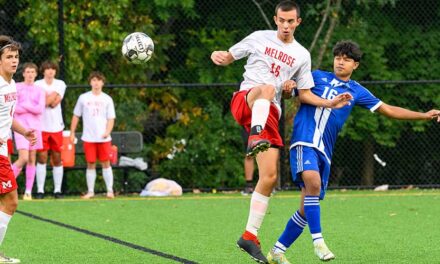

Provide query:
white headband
left=0, top=44, right=13, bottom=52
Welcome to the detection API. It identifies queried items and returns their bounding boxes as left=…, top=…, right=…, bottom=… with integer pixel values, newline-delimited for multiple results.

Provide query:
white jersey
left=229, top=30, right=314, bottom=114
left=73, top=91, right=116, bottom=143
left=35, top=78, right=66, bottom=132
left=0, top=76, right=17, bottom=157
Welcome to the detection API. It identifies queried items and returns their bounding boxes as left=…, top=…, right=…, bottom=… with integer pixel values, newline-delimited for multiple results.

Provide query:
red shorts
left=83, top=141, right=112, bottom=163
left=39, top=131, right=63, bottom=152
left=0, top=155, right=17, bottom=194
left=230, top=90, right=283, bottom=147
left=7, top=139, right=13, bottom=155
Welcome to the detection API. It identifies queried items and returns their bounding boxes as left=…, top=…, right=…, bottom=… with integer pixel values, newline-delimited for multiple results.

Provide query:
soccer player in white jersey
left=266, top=40, right=440, bottom=264
left=211, top=1, right=352, bottom=263
left=70, top=71, right=116, bottom=199
left=35, top=61, right=67, bottom=199
left=0, top=35, right=37, bottom=264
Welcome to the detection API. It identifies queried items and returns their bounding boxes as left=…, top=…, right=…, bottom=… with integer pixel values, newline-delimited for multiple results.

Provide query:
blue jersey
left=290, top=70, right=382, bottom=162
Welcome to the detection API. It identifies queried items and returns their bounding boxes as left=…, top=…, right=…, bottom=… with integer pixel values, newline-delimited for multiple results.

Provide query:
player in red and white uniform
left=0, top=35, right=36, bottom=264
left=211, top=1, right=352, bottom=262
left=35, top=61, right=66, bottom=199
left=70, top=71, right=116, bottom=199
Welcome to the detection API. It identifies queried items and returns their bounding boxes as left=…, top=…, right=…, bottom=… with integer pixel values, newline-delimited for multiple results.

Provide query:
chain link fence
left=1, top=0, right=440, bottom=192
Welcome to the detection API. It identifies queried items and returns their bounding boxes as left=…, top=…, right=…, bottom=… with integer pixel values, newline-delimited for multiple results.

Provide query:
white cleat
left=314, top=241, right=335, bottom=261
left=81, top=192, right=95, bottom=199
left=267, top=249, right=291, bottom=264
left=0, top=253, right=20, bottom=263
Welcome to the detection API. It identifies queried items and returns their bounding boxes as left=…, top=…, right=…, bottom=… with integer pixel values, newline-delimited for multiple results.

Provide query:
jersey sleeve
left=73, top=95, right=83, bottom=117
left=106, top=97, right=116, bottom=119
left=58, top=81, right=67, bottom=98
left=293, top=52, right=314, bottom=90
left=229, top=32, right=258, bottom=60
left=355, top=85, right=383, bottom=112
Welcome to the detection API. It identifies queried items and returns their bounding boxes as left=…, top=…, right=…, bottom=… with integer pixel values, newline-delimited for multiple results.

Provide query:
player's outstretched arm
left=298, top=89, right=353, bottom=108
left=211, top=51, right=234, bottom=66
left=377, top=103, right=440, bottom=122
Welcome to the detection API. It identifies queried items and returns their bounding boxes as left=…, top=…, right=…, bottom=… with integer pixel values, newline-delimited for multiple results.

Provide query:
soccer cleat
left=246, top=134, right=270, bottom=157
left=34, top=192, right=44, bottom=199
left=241, top=186, right=254, bottom=196
left=267, top=249, right=291, bottom=264
left=54, top=192, right=64, bottom=199
left=81, top=192, right=95, bottom=199
left=314, top=241, right=335, bottom=261
left=0, top=253, right=20, bottom=263
left=106, top=192, right=115, bottom=199
left=22, top=193, right=32, bottom=201
left=237, top=235, right=268, bottom=263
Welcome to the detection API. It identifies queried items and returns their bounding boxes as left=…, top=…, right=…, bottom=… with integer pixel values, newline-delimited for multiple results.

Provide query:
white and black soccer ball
left=121, top=32, right=154, bottom=64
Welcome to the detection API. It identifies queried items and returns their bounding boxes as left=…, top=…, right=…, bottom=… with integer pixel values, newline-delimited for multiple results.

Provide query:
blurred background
left=1, top=0, right=439, bottom=193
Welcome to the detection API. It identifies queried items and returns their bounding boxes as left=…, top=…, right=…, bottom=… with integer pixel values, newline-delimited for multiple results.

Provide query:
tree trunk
left=361, top=138, right=375, bottom=186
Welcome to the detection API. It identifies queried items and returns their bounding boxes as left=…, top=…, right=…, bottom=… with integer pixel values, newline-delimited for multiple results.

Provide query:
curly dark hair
left=333, top=40, right=363, bottom=62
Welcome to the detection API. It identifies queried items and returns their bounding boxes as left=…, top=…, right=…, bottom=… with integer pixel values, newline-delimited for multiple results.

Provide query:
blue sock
left=275, top=210, right=307, bottom=251
left=304, top=196, right=323, bottom=242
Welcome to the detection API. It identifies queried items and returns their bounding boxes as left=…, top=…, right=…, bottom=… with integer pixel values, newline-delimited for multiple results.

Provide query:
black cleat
left=54, top=192, right=64, bottom=199
left=237, top=236, right=268, bottom=263
left=246, top=134, right=270, bottom=157
left=34, top=192, right=44, bottom=199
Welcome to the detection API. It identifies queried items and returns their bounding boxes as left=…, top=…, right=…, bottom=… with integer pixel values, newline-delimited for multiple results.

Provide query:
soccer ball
left=121, top=32, right=154, bottom=64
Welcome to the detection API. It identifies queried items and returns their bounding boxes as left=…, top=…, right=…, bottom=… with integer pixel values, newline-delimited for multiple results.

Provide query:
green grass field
left=3, top=189, right=440, bottom=263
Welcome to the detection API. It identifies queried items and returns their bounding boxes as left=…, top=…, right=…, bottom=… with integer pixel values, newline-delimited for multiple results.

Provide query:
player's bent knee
left=260, top=84, right=276, bottom=99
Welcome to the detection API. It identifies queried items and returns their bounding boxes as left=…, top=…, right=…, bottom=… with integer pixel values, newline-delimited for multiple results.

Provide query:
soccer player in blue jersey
left=266, top=40, right=440, bottom=264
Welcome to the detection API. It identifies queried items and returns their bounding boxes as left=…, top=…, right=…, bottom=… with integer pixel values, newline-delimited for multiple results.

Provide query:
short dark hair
left=40, top=60, right=59, bottom=74
left=0, top=35, right=21, bottom=57
left=333, top=40, right=363, bottom=62
left=275, top=1, right=301, bottom=18
left=22, top=62, right=38, bottom=72
left=88, top=71, right=106, bottom=84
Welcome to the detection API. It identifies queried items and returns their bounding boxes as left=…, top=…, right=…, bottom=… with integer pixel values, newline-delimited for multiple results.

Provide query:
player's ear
left=353, top=61, right=360, bottom=70
left=273, top=15, right=277, bottom=24
left=297, top=17, right=302, bottom=26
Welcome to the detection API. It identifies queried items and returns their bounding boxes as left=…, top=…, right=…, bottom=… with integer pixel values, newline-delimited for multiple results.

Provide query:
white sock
left=86, top=169, right=97, bottom=194
left=312, top=233, right=324, bottom=245
left=250, top=99, right=270, bottom=130
left=102, top=167, right=114, bottom=193
left=0, top=211, right=12, bottom=246
left=245, top=191, right=270, bottom=236
left=53, top=166, right=64, bottom=193
left=36, top=163, right=47, bottom=193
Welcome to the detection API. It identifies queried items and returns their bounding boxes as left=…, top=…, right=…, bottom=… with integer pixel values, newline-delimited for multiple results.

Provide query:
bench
left=60, top=131, right=148, bottom=193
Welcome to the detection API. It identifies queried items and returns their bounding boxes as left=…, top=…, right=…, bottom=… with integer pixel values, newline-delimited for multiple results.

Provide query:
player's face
left=333, top=55, right=359, bottom=81
left=90, top=77, right=104, bottom=90
left=23, top=67, right=37, bottom=83
left=274, top=9, right=301, bottom=43
left=44, top=68, right=56, bottom=79
left=0, top=49, right=19, bottom=75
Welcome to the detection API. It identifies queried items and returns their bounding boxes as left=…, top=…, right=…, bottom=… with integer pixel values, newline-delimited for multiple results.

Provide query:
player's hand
left=426, top=109, right=440, bottom=122
left=328, top=92, right=353, bottom=108
left=282, top=80, right=297, bottom=99
left=70, top=133, right=76, bottom=144
left=211, top=51, right=230, bottom=66
left=24, top=130, right=37, bottom=146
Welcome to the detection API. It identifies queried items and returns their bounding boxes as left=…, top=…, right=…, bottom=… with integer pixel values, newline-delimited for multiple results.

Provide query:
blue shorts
left=290, top=145, right=331, bottom=199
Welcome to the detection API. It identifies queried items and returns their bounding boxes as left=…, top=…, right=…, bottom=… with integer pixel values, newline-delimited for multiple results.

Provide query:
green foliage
left=157, top=101, right=244, bottom=188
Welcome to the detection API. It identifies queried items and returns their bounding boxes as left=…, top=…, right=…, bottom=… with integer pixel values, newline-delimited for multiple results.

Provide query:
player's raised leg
left=245, top=85, right=274, bottom=157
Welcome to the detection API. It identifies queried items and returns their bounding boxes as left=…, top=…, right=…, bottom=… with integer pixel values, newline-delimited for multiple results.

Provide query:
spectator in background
left=241, top=127, right=255, bottom=195
left=11, top=63, right=45, bottom=200
left=70, top=71, right=116, bottom=199
left=35, top=61, right=66, bottom=199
